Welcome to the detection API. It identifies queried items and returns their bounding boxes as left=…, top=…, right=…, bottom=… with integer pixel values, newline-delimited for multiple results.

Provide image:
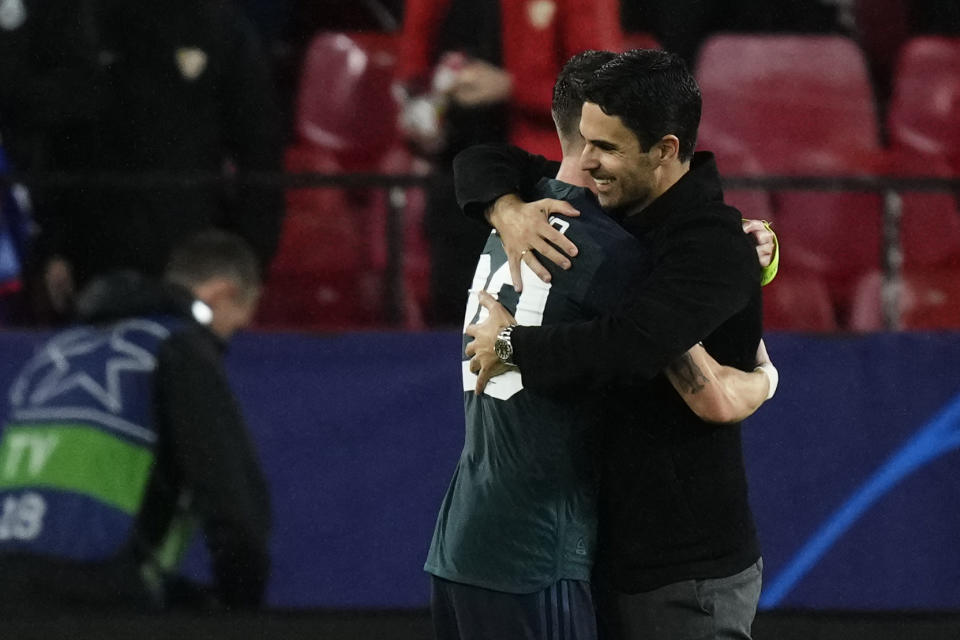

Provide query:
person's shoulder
left=670, top=200, right=745, bottom=241
left=159, top=321, right=223, bottom=367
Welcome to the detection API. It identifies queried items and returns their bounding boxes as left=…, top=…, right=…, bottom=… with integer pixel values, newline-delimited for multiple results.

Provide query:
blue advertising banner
left=0, top=330, right=958, bottom=610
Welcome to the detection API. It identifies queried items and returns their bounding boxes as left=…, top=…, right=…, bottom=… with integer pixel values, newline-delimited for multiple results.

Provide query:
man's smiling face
left=578, top=101, right=662, bottom=215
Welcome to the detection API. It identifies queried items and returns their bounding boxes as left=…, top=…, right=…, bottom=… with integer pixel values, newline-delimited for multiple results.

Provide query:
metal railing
left=3, top=171, right=959, bottom=329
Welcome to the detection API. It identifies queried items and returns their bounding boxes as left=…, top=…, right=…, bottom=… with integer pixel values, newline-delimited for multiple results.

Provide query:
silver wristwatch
left=494, top=324, right=518, bottom=365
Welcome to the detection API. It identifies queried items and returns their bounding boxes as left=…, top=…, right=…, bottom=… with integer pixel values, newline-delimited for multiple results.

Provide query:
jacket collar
left=621, top=151, right=724, bottom=236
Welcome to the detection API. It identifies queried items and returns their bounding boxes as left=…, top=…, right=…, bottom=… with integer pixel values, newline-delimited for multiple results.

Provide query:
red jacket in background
left=397, top=0, right=623, bottom=160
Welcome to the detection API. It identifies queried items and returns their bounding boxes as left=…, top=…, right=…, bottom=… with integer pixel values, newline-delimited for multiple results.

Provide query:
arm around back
left=513, top=215, right=761, bottom=393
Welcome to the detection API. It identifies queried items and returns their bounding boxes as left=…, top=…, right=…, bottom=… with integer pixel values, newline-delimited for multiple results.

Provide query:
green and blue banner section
left=0, top=330, right=958, bottom=610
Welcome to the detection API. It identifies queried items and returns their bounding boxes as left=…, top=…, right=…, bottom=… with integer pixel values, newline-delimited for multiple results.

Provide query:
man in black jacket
left=0, top=230, right=270, bottom=613
left=0, top=0, right=284, bottom=322
left=460, top=50, right=764, bottom=639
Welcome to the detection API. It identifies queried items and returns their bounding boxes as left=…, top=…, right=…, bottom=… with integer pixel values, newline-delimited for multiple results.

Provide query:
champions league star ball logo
left=8, top=320, right=171, bottom=443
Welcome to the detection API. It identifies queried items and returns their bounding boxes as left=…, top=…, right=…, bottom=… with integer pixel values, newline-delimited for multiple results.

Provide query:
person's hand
left=486, top=194, right=580, bottom=291
left=450, top=60, right=512, bottom=106
left=44, top=257, right=75, bottom=315
left=742, top=219, right=776, bottom=268
left=464, top=291, right=517, bottom=394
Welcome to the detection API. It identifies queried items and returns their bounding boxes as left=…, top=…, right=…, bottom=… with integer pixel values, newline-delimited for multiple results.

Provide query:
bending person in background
left=0, top=231, right=270, bottom=614
left=427, top=51, right=777, bottom=640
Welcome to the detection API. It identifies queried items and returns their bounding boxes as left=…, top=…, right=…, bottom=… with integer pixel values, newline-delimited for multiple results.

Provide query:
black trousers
left=431, top=575, right=598, bottom=640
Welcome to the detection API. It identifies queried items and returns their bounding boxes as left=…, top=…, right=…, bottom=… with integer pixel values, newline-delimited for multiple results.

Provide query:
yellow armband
left=760, top=221, right=779, bottom=287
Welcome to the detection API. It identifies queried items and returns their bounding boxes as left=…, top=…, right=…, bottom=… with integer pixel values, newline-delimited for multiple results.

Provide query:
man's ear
left=656, top=135, right=681, bottom=163
left=192, top=277, right=239, bottom=308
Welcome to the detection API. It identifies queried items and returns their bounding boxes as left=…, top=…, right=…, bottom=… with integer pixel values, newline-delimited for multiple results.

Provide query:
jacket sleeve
left=507, top=0, right=622, bottom=118
left=218, top=7, right=285, bottom=273
left=453, top=144, right=559, bottom=221
left=512, top=216, right=761, bottom=393
left=156, top=331, right=271, bottom=609
left=395, top=0, right=450, bottom=90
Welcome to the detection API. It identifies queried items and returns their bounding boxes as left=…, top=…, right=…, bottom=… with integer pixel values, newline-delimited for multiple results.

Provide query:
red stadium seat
left=713, top=152, right=775, bottom=222
left=887, top=36, right=960, bottom=173
left=695, top=35, right=885, bottom=327
left=255, top=146, right=385, bottom=331
left=900, top=192, right=960, bottom=271
left=763, top=272, right=838, bottom=332
left=265, top=31, right=430, bottom=329
left=295, top=31, right=402, bottom=169
left=874, top=151, right=960, bottom=272
left=696, top=34, right=881, bottom=172
left=849, top=268, right=960, bottom=330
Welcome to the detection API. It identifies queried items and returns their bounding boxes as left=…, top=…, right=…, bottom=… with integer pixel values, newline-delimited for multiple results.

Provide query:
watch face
left=495, top=338, right=512, bottom=362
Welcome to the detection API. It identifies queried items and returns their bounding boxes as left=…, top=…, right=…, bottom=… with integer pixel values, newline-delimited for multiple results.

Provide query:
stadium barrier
left=1, top=330, right=959, bottom=616
left=3, top=170, right=959, bottom=329
left=4, top=609, right=960, bottom=640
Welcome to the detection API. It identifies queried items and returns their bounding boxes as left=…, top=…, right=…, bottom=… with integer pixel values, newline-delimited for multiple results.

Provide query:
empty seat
left=295, top=31, right=402, bottom=169
left=714, top=151, right=775, bottom=222
left=696, top=34, right=881, bottom=172
left=695, top=35, right=887, bottom=327
left=272, top=31, right=431, bottom=329
left=763, top=272, right=838, bottom=332
left=886, top=36, right=960, bottom=172
left=255, top=146, right=384, bottom=331
left=849, top=268, right=960, bottom=330
left=901, top=193, right=960, bottom=270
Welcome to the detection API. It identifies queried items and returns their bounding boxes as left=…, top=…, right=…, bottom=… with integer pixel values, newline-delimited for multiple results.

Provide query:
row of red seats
left=257, top=30, right=960, bottom=332
left=696, top=34, right=960, bottom=331
left=254, top=32, right=431, bottom=331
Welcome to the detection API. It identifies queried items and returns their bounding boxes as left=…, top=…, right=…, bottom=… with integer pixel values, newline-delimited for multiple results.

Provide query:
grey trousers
left=596, top=559, right=763, bottom=640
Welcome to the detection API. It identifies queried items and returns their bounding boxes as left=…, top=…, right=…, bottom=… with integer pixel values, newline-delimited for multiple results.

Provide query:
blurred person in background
left=909, top=0, right=960, bottom=33
left=0, top=230, right=270, bottom=614
left=0, top=0, right=284, bottom=325
left=395, top=0, right=622, bottom=326
left=621, top=0, right=850, bottom=66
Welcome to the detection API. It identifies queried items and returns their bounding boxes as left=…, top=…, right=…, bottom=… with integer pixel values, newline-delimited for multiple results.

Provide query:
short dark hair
left=165, top=230, right=261, bottom=296
left=552, top=50, right=617, bottom=140
left=579, top=49, right=702, bottom=162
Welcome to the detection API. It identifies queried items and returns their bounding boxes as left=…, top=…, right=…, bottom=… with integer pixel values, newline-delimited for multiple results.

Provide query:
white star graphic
left=10, top=319, right=171, bottom=414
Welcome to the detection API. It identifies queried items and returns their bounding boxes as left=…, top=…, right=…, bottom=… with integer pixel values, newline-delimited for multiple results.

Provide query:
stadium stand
left=850, top=268, right=960, bottom=330
left=836, top=42, right=960, bottom=329
left=886, top=36, right=960, bottom=173
left=256, top=31, right=429, bottom=330
left=762, top=273, right=838, bottom=332
left=695, top=34, right=886, bottom=328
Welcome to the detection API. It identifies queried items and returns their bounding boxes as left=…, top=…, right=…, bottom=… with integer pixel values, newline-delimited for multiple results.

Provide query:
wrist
left=754, top=362, right=779, bottom=400
left=485, top=193, right=523, bottom=228
left=494, top=323, right=518, bottom=366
